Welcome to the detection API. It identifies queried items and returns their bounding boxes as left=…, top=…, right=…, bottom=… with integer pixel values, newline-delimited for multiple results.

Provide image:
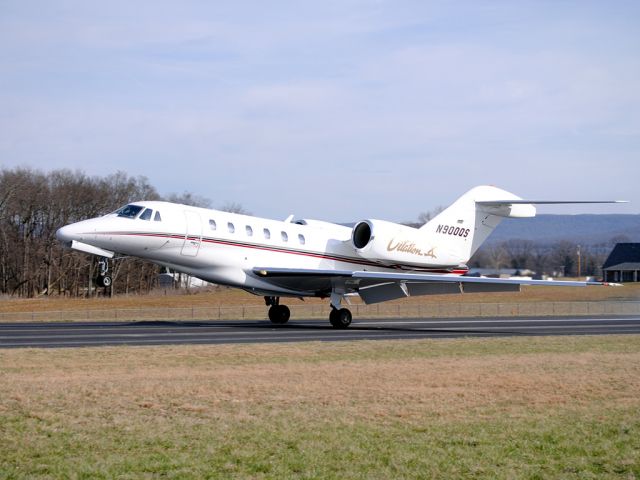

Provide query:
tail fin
left=419, top=186, right=625, bottom=266
left=419, top=186, right=535, bottom=265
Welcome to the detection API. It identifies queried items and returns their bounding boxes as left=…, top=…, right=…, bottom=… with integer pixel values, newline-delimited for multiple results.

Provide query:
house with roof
left=602, top=243, right=640, bottom=282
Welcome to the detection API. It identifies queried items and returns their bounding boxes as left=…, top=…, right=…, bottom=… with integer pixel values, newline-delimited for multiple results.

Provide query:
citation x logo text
left=387, top=238, right=437, bottom=258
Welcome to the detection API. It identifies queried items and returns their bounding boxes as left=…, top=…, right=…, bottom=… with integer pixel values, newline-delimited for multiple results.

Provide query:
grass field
left=1, top=335, right=639, bottom=479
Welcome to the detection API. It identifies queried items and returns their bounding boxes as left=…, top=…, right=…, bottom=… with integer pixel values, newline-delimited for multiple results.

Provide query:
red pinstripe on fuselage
left=97, top=230, right=468, bottom=275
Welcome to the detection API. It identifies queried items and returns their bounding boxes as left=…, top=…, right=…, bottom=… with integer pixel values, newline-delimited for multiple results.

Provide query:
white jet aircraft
left=56, top=185, right=624, bottom=328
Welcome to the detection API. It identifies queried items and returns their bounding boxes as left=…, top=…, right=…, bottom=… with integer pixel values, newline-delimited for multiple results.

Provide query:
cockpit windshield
left=115, top=204, right=144, bottom=218
left=139, top=208, right=153, bottom=221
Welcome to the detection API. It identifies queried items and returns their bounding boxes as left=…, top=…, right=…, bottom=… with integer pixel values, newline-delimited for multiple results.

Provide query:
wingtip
left=587, top=281, right=624, bottom=287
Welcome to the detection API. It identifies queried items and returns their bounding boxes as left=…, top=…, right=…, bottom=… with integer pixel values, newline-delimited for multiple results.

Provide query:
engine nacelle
left=351, top=219, right=440, bottom=267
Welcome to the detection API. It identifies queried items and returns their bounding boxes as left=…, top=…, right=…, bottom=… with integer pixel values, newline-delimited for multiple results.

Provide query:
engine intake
left=352, top=221, right=373, bottom=249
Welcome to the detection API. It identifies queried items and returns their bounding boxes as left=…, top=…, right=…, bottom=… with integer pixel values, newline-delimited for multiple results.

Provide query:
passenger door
left=181, top=211, right=202, bottom=256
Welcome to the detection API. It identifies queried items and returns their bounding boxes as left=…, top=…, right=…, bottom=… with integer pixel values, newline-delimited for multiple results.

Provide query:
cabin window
left=209, top=219, right=217, bottom=230
left=227, top=222, right=235, bottom=233
left=281, top=231, right=288, bottom=242
left=298, top=234, right=306, bottom=245
left=154, top=211, right=162, bottom=222
left=246, top=225, right=253, bottom=236
left=263, top=228, right=271, bottom=239
left=115, top=204, right=144, bottom=218
left=139, top=208, right=153, bottom=221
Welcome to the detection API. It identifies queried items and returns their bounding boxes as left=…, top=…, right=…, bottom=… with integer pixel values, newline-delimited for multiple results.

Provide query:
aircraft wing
left=253, top=267, right=619, bottom=304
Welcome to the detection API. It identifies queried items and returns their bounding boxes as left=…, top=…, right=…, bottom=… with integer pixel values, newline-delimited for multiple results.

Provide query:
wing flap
left=359, top=283, right=408, bottom=304
left=406, top=282, right=462, bottom=296
left=462, top=282, right=520, bottom=293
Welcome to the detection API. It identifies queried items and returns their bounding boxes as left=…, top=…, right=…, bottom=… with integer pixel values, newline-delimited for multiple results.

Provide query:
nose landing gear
left=95, top=257, right=112, bottom=288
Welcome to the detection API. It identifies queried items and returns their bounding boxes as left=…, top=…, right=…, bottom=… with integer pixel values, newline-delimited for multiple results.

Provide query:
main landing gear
left=95, top=257, right=112, bottom=288
left=264, top=296, right=353, bottom=328
left=265, top=296, right=290, bottom=324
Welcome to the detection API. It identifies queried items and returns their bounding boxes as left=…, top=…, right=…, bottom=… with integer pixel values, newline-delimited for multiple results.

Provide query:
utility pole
left=577, top=245, right=581, bottom=278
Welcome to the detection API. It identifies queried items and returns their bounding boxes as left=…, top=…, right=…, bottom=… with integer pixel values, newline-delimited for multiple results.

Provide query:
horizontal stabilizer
left=477, top=200, right=627, bottom=206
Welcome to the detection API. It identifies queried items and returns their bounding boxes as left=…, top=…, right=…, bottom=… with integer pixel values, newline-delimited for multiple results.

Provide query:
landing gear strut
left=95, top=257, right=112, bottom=288
left=265, top=296, right=290, bottom=325
left=328, top=290, right=352, bottom=328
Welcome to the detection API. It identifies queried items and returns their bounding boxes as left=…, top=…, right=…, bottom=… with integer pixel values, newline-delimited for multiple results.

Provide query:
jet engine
left=351, top=219, right=439, bottom=267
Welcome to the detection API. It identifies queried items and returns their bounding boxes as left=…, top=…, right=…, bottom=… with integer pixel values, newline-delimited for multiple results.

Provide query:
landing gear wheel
left=96, top=275, right=111, bottom=287
left=268, top=305, right=290, bottom=325
left=329, top=308, right=352, bottom=329
left=95, top=275, right=112, bottom=287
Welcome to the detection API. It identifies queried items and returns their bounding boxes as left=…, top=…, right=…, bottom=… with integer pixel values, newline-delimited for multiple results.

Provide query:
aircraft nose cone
left=56, top=225, right=76, bottom=244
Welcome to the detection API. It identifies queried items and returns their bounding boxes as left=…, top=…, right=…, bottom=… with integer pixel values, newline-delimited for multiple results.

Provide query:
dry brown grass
left=2, top=282, right=639, bottom=315
left=2, top=336, right=639, bottom=478
left=2, top=337, right=639, bottom=425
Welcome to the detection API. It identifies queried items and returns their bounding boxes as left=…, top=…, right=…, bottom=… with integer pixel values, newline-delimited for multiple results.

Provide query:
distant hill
left=486, top=215, right=640, bottom=245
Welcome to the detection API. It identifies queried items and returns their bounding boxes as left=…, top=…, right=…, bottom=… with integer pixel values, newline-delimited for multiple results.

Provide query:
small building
left=602, top=243, right=640, bottom=282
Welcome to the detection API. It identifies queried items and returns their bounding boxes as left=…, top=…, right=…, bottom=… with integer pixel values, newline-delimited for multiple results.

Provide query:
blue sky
left=1, top=1, right=638, bottom=221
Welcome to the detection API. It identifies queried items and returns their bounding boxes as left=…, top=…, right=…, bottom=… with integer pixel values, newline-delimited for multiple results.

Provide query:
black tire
left=329, top=308, right=352, bottom=329
left=268, top=305, right=290, bottom=324
left=101, top=276, right=112, bottom=288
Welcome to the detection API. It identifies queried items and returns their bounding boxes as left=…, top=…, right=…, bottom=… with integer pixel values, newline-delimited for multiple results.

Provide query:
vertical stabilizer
left=419, top=186, right=536, bottom=265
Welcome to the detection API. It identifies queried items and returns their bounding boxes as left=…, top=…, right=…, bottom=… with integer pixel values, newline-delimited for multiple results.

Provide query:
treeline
left=469, top=239, right=614, bottom=278
left=0, top=168, right=210, bottom=298
left=0, top=168, right=619, bottom=298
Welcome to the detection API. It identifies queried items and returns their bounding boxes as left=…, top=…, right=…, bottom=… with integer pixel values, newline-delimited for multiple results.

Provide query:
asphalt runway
left=1, top=315, right=640, bottom=348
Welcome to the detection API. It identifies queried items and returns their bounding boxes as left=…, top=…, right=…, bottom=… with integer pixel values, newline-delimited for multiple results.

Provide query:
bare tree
left=549, top=241, right=578, bottom=277
left=0, top=167, right=162, bottom=297
left=502, top=239, right=536, bottom=270
left=219, top=202, right=251, bottom=215
left=417, top=206, right=445, bottom=226
left=401, top=206, right=445, bottom=227
left=165, top=191, right=212, bottom=208
left=484, top=244, right=510, bottom=270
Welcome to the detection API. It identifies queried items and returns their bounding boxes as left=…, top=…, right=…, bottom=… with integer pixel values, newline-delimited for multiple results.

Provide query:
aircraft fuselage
left=56, top=201, right=464, bottom=298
